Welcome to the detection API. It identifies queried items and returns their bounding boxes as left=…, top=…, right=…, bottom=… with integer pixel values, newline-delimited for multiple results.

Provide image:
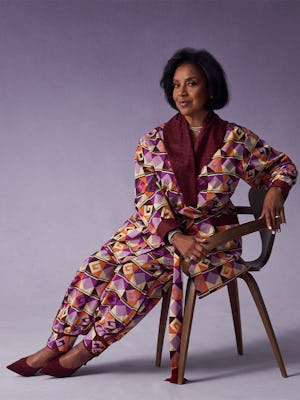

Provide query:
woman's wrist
left=167, top=229, right=182, bottom=245
left=268, top=186, right=282, bottom=194
left=267, top=186, right=284, bottom=201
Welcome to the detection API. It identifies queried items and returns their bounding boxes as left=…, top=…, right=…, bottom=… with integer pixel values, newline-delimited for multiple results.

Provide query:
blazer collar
left=163, top=112, right=227, bottom=207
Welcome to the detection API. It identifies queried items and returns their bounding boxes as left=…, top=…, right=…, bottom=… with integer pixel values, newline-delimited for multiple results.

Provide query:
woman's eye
left=187, top=81, right=197, bottom=86
left=173, top=81, right=198, bottom=89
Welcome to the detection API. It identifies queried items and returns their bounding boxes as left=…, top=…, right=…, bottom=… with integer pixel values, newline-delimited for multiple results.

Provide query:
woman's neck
left=184, top=110, right=209, bottom=127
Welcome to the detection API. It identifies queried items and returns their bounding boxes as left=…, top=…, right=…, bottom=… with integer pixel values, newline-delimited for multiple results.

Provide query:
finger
left=280, top=207, right=286, bottom=225
left=267, top=214, right=276, bottom=234
left=185, top=248, right=207, bottom=263
left=189, top=255, right=206, bottom=264
left=189, top=249, right=204, bottom=260
left=195, top=245, right=209, bottom=259
left=274, top=214, right=280, bottom=230
left=195, top=237, right=208, bottom=243
left=194, top=243, right=208, bottom=256
left=263, top=211, right=273, bottom=232
left=184, top=254, right=199, bottom=264
left=270, top=210, right=277, bottom=232
left=273, top=208, right=284, bottom=230
left=272, top=213, right=279, bottom=233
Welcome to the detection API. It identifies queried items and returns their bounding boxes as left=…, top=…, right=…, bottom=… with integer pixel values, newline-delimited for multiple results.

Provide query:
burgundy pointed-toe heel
left=6, top=357, right=40, bottom=377
left=40, top=358, right=79, bottom=378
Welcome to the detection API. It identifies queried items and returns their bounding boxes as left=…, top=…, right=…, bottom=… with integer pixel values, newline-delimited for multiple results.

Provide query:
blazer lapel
left=163, top=113, right=197, bottom=207
left=163, top=113, right=228, bottom=207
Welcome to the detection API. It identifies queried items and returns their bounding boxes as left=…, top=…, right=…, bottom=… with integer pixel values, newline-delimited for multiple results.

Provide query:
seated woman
left=7, top=47, right=297, bottom=382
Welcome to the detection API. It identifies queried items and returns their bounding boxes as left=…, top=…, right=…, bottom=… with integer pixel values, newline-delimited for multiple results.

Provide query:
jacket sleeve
left=239, top=129, right=297, bottom=196
left=134, top=138, right=181, bottom=241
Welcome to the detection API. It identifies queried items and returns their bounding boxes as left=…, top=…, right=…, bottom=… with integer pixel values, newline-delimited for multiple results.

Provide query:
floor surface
left=2, top=286, right=300, bottom=400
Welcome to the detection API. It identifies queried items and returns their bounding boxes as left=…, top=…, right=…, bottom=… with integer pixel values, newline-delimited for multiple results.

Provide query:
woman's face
left=172, top=63, right=209, bottom=124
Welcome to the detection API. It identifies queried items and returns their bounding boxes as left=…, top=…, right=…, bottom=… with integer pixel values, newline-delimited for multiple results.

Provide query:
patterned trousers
left=47, top=245, right=174, bottom=355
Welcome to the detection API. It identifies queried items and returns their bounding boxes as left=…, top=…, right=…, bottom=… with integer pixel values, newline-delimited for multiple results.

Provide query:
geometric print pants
left=47, top=245, right=174, bottom=356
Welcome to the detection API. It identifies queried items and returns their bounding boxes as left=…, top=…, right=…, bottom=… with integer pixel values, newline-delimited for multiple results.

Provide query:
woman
left=7, top=48, right=297, bottom=382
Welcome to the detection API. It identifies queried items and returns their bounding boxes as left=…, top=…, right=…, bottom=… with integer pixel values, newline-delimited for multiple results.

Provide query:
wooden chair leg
left=227, top=279, right=243, bottom=355
left=155, top=284, right=172, bottom=367
left=178, top=278, right=197, bottom=384
left=239, top=272, right=288, bottom=378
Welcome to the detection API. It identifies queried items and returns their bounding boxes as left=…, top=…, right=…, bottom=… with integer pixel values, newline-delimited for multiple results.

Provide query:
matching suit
left=47, top=113, right=297, bottom=375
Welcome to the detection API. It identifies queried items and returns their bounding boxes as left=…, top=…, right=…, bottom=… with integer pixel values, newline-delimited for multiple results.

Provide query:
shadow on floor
left=78, top=326, right=300, bottom=382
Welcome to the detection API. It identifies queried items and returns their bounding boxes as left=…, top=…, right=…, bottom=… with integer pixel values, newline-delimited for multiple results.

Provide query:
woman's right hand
left=170, top=232, right=208, bottom=269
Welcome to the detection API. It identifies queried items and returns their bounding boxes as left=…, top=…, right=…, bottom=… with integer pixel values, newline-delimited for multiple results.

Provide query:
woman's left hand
left=260, top=187, right=285, bottom=232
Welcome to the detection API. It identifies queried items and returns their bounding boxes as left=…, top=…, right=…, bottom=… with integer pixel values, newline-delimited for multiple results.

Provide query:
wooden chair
left=156, top=188, right=288, bottom=384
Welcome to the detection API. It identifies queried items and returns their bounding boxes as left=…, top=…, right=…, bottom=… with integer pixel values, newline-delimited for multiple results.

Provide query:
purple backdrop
left=1, top=1, right=299, bottom=399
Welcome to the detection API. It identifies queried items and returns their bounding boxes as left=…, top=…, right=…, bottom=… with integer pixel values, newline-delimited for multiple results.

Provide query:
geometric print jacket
left=104, top=118, right=297, bottom=282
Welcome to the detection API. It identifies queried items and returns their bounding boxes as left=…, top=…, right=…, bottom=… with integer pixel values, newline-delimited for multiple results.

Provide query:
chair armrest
left=234, top=206, right=253, bottom=215
left=202, top=218, right=268, bottom=252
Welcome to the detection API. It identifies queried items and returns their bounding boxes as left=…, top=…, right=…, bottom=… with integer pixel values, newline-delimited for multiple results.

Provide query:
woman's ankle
left=58, top=342, right=94, bottom=369
left=27, top=346, right=62, bottom=368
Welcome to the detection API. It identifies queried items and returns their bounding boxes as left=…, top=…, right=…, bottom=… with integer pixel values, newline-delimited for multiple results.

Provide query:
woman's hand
left=260, top=187, right=285, bottom=232
left=170, top=232, right=208, bottom=267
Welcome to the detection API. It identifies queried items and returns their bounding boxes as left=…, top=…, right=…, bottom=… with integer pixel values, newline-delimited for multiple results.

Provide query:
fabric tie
left=165, top=251, right=184, bottom=384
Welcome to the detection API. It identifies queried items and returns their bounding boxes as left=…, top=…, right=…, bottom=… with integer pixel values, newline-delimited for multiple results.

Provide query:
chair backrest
left=239, top=188, right=275, bottom=271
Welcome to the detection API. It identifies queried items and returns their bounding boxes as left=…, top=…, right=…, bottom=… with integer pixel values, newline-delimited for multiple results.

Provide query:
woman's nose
left=180, top=86, right=187, bottom=96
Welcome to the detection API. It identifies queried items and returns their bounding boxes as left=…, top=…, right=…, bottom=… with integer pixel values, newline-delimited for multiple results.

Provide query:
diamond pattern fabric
left=47, top=115, right=297, bottom=381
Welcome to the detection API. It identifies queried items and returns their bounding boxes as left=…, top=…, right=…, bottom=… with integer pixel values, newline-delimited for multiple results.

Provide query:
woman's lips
left=178, top=101, right=190, bottom=107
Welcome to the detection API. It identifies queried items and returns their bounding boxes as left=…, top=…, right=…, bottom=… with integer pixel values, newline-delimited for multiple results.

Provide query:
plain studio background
left=0, top=1, right=299, bottom=399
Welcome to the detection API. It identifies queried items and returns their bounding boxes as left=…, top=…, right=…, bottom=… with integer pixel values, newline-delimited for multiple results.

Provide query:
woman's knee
left=78, top=248, right=118, bottom=280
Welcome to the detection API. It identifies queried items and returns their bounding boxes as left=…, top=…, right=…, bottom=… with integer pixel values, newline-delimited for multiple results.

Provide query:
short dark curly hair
left=160, top=48, right=229, bottom=110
